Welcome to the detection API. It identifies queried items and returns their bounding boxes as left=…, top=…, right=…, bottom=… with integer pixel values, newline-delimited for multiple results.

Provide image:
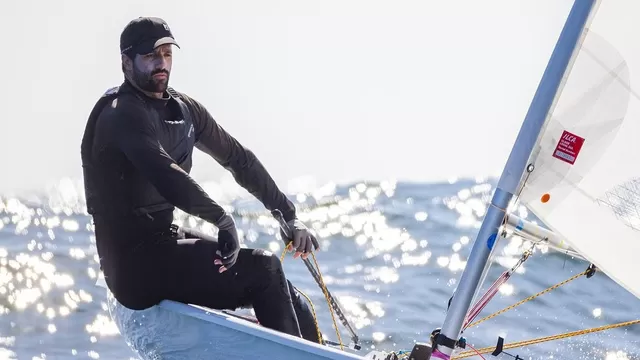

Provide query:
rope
left=310, top=248, right=345, bottom=349
left=465, top=268, right=590, bottom=329
left=449, top=265, right=640, bottom=359
left=466, top=344, right=486, bottom=360
left=370, top=261, right=617, bottom=359
left=452, top=319, right=640, bottom=359
left=280, top=241, right=345, bottom=350
left=293, top=286, right=324, bottom=344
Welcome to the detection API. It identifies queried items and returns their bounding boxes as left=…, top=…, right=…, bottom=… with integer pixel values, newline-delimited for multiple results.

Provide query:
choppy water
left=0, top=178, right=638, bottom=360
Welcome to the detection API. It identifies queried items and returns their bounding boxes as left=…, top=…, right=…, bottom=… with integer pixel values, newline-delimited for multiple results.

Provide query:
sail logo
left=552, top=130, right=585, bottom=165
left=562, top=133, right=578, bottom=143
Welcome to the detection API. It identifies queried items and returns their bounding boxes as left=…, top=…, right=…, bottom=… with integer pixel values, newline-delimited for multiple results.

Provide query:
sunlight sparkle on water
left=356, top=234, right=368, bottom=246
left=400, top=239, right=417, bottom=252
left=499, top=283, right=514, bottom=296
left=61, top=219, right=79, bottom=232
left=447, top=253, right=466, bottom=272
left=380, top=180, right=396, bottom=197
left=344, top=264, right=363, bottom=274
left=86, top=314, right=120, bottom=336
left=2, top=250, right=82, bottom=311
left=593, top=308, right=602, bottom=318
left=437, top=256, right=450, bottom=267
left=336, top=295, right=384, bottom=330
left=87, top=267, right=97, bottom=279
left=414, top=212, right=428, bottom=221
left=1, top=178, right=637, bottom=358
left=605, top=351, right=629, bottom=360
left=494, top=255, right=527, bottom=275
left=444, top=184, right=494, bottom=229
left=365, top=266, right=399, bottom=284
left=268, top=241, right=281, bottom=252
left=372, top=332, right=386, bottom=342
left=457, top=189, right=471, bottom=201
left=45, top=216, right=61, bottom=229
left=341, top=227, right=357, bottom=237
left=400, top=251, right=431, bottom=266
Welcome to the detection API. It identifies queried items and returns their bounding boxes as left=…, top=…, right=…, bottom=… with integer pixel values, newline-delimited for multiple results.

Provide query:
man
left=80, top=16, right=321, bottom=343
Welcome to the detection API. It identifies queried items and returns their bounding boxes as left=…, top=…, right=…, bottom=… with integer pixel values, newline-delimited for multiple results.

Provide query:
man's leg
left=288, top=281, right=324, bottom=344
left=158, top=238, right=303, bottom=338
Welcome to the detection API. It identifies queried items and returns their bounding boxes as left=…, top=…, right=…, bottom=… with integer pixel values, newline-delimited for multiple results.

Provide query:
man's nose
left=154, top=57, right=169, bottom=69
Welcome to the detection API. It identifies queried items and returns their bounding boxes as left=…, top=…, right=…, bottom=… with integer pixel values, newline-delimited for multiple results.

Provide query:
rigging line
left=452, top=319, right=640, bottom=359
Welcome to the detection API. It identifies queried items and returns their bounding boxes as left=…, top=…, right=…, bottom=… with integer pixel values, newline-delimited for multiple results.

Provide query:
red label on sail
left=552, top=130, right=585, bottom=165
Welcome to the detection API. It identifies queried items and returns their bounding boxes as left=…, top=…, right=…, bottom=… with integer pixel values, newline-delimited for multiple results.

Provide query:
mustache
left=151, top=69, right=169, bottom=76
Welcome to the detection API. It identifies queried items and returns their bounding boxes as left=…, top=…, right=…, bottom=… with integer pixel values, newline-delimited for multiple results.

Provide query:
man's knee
left=251, top=249, right=282, bottom=270
left=251, top=249, right=289, bottom=292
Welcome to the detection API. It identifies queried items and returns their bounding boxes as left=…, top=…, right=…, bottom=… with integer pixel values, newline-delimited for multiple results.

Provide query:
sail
left=514, top=0, right=640, bottom=300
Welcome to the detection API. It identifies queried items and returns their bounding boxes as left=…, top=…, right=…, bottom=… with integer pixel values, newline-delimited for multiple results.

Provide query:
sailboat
left=101, top=0, right=640, bottom=358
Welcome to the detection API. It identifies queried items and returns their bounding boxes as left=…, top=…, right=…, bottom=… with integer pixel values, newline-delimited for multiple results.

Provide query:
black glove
left=281, top=219, right=320, bottom=259
left=214, top=214, right=240, bottom=273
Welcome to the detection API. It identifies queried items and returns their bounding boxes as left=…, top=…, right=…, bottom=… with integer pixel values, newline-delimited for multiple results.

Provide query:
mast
left=430, top=1, right=600, bottom=358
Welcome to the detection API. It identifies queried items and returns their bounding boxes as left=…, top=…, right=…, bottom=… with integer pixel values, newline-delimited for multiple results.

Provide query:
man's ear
left=121, top=54, right=133, bottom=73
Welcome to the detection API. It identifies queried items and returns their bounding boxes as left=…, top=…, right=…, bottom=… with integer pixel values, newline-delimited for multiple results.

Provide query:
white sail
left=514, top=0, right=640, bottom=300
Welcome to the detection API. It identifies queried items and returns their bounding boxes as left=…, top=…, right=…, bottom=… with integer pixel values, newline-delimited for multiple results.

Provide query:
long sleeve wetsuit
left=81, top=81, right=319, bottom=343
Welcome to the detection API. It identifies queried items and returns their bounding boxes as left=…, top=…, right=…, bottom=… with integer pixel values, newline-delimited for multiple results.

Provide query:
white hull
left=106, top=289, right=367, bottom=360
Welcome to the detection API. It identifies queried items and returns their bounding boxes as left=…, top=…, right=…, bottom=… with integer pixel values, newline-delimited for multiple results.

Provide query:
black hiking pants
left=98, top=227, right=322, bottom=344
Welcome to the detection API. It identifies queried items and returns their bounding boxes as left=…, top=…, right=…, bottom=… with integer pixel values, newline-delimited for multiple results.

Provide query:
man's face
left=128, top=44, right=173, bottom=93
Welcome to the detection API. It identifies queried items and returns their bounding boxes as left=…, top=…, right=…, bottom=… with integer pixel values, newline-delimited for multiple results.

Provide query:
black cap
left=120, top=17, right=180, bottom=56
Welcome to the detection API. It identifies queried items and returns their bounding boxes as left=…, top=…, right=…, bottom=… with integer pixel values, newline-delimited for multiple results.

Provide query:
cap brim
left=153, top=37, right=180, bottom=49
left=134, top=37, right=180, bottom=55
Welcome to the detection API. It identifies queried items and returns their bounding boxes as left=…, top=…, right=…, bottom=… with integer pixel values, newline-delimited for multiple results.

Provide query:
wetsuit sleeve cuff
left=281, top=208, right=296, bottom=223
left=271, top=207, right=296, bottom=223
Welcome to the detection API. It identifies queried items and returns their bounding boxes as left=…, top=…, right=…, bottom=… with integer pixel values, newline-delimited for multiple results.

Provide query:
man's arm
left=186, top=96, right=297, bottom=222
left=110, top=103, right=232, bottom=227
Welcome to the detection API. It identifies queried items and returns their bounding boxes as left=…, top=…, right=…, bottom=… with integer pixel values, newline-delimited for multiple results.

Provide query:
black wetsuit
left=80, top=80, right=320, bottom=343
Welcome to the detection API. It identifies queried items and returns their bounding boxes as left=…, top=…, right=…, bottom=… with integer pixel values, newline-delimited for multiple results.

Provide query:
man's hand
left=282, top=219, right=320, bottom=260
left=213, top=214, right=240, bottom=273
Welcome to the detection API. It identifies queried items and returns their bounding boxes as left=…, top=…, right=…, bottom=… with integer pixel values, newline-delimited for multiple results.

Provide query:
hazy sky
left=1, top=0, right=578, bottom=193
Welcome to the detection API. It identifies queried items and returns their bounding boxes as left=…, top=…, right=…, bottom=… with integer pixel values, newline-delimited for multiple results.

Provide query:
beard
left=131, top=66, right=170, bottom=93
